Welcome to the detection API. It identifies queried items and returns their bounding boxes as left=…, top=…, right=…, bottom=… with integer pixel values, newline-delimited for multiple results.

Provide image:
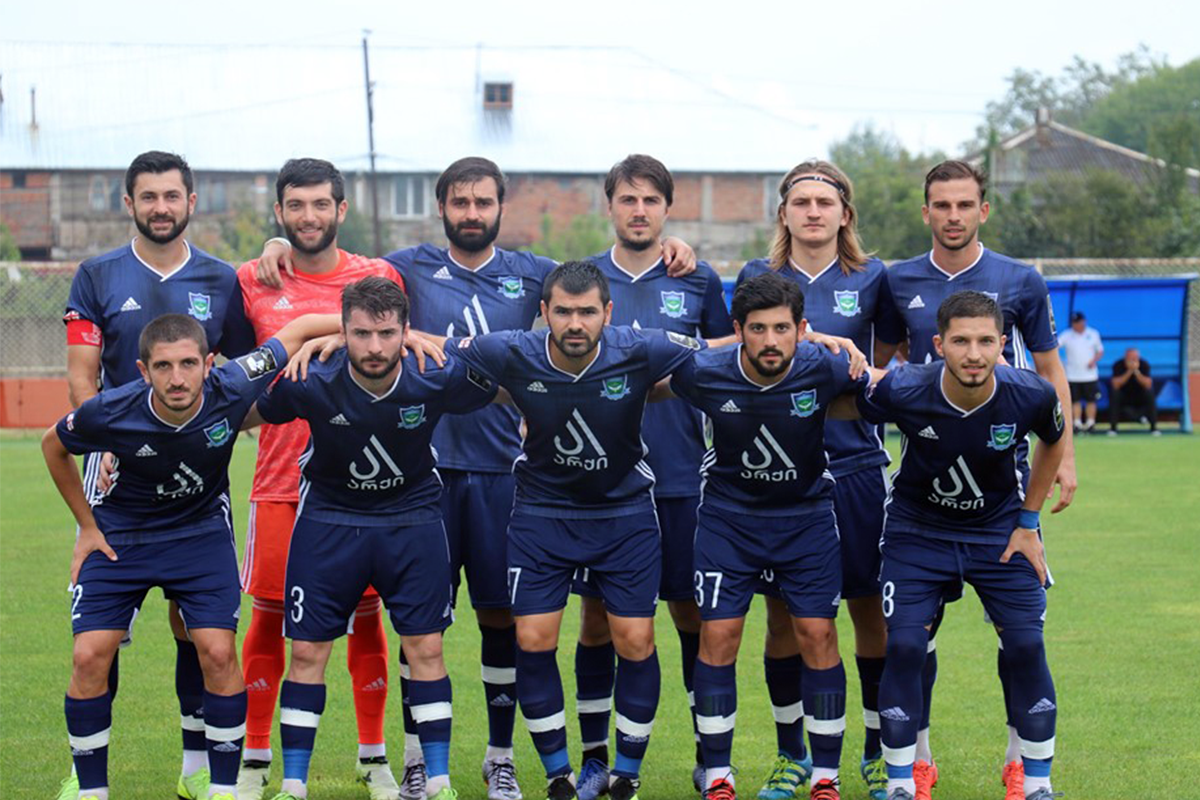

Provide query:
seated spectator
left=1109, top=347, right=1159, bottom=436
left=1059, top=310, right=1103, bottom=432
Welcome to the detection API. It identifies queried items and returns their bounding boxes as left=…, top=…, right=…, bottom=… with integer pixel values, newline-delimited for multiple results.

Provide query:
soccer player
left=574, top=155, right=733, bottom=799
left=878, top=160, right=1076, bottom=799
left=61, top=150, right=257, bottom=800
left=235, top=158, right=410, bottom=800
left=663, top=272, right=875, bottom=800
left=737, top=161, right=904, bottom=800
left=44, top=310, right=341, bottom=800
left=1057, top=311, right=1103, bottom=433
left=855, top=291, right=1066, bottom=800
left=247, top=277, right=500, bottom=800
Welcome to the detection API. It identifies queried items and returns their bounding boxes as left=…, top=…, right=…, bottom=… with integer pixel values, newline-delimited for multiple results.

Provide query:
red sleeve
left=387, top=269, right=406, bottom=293
left=66, top=318, right=103, bottom=346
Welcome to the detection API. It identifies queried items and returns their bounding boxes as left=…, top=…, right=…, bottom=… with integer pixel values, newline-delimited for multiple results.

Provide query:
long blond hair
left=769, top=160, right=871, bottom=274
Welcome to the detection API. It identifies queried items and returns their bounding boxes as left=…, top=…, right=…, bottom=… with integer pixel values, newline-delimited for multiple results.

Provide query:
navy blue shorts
left=694, top=503, right=842, bottom=621
left=285, top=516, right=453, bottom=640
left=507, top=509, right=661, bottom=618
left=441, top=469, right=515, bottom=610
left=834, top=466, right=888, bottom=599
left=880, top=532, right=1046, bottom=633
left=71, top=528, right=240, bottom=635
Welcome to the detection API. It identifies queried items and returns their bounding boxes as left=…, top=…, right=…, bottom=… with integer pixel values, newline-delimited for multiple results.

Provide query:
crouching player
left=659, top=273, right=875, bottom=800
left=243, top=277, right=499, bottom=800
left=43, top=310, right=342, bottom=800
left=855, top=291, right=1066, bottom=800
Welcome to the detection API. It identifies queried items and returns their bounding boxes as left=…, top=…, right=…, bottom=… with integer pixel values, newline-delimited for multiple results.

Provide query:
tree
left=528, top=213, right=611, bottom=262
left=0, top=221, right=21, bottom=261
left=336, top=206, right=379, bottom=257
left=199, top=202, right=277, bottom=266
left=1081, top=58, right=1200, bottom=163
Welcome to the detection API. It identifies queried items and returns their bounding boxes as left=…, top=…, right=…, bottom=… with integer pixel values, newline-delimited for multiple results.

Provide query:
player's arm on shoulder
left=253, top=237, right=296, bottom=288
left=442, top=353, right=502, bottom=412
left=445, top=331, right=512, bottom=383
left=271, top=313, right=343, bottom=359
left=855, top=368, right=897, bottom=424
left=803, top=329, right=867, bottom=378
left=1030, top=347, right=1076, bottom=512
left=828, top=365, right=887, bottom=420
left=661, top=236, right=696, bottom=276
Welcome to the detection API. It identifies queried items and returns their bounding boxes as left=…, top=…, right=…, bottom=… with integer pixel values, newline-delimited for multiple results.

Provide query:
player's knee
left=197, top=637, right=239, bottom=675
left=71, top=642, right=116, bottom=692
left=289, top=640, right=332, bottom=680
left=998, top=627, right=1046, bottom=669
left=401, top=633, right=445, bottom=669
left=885, top=626, right=929, bottom=671
left=793, top=618, right=838, bottom=660
left=698, top=627, right=740, bottom=665
left=610, top=621, right=655, bottom=660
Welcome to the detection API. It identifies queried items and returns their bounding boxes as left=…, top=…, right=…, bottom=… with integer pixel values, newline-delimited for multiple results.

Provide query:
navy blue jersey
left=254, top=349, right=497, bottom=526
left=738, top=257, right=903, bottom=477
left=55, top=339, right=287, bottom=545
left=885, top=246, right=1058, bottom=369
left=593, top=248, right=733, bottom=497
left=65, top=242, right=256, bottom=389
left=856, top=363, right=1065, bottom=543
left=451, top=326, right=705, bottom=518
left=387, top=244, right=556, bottom=473
left=671, top=342, right=864, bottom=515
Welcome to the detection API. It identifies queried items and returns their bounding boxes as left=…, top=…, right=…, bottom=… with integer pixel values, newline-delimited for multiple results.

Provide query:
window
left=88, top=175, right=122, bottom=212
left=484, top=82, right=513, bottom=110
left=392, top=175, right=431, bottom=218
left=195, top=179, right=228, bottom=214
left=11, top=172, right=26, bottom=189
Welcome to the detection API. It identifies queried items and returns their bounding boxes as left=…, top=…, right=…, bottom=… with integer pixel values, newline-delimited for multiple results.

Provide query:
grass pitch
left=2, top=430, right=1197, bottom=799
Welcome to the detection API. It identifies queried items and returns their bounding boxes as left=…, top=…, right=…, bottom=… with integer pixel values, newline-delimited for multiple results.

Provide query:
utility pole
left=362, top=31, right=382, bottom=257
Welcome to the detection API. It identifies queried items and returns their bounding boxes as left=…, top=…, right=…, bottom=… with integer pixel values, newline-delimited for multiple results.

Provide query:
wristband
left=1017, top=509, right=1040, bottom=530
left=266, top=236, right=292, bottom=249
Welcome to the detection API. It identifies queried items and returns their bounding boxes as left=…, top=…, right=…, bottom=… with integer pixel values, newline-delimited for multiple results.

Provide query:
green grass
left=2, top=430, right=1198, bottom=798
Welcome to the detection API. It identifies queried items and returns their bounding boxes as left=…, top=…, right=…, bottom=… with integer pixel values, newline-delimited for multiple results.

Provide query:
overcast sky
left=3, top=0, right=1197, bottom=157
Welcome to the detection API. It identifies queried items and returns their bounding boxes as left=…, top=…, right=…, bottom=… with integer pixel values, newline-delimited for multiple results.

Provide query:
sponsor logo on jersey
left=600, top=375, right=631, bottom=401
left=398, top=404, right=426, bottom=429
left=433, top=266, right=453, bottom=280
left=157, top=461, right=205, bottom=500
left=234, top=346, right=278, bottom=380
left=908, top=295, right=925, bottom=309
left=790, top=389, right=818, bottom=418
left=329, top=413, right=351, bottom=426
left=918, top=426, right=939, bottom=440
left=120, top=296, right=142, bottom=312
left=527, top=381, right=548, bottom=393
left=204, top=418, right=233, bottom=448
left=273, top=296, right=292, bottom=310
left=1052, top=400, right=1064, bottom=432
left=348, top=434, right=405, bottom=490
left=187, top=292, right=213, bottom=321
left=497, top=276, right=525, bottom=299
left=987, top=423, right=1017, bottom=451
left=667, top=331, right=701, bottom=350
left=929, top=454, right=984, bottom=510
left=720, top=399, right=741, bottom=413
left=833, top=290, right=861, bottom=317
left=553, top=408, right=608, bottom=471
left=136, top=444, right=158, bottom=457
left=740, top=424, right=797, bottom=482
left=659, top=290, right=687, bottom=319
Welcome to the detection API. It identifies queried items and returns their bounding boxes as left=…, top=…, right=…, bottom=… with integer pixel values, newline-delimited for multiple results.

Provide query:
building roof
left=0, top=41, right=812, bottom=174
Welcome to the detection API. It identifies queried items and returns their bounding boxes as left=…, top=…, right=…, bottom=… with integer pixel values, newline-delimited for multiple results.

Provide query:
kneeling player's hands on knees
left=71, top=524, right=117, bottom=585
left=1000, top=527, right=1047, bottom=586
left=286, top=334, right=345, bottom=381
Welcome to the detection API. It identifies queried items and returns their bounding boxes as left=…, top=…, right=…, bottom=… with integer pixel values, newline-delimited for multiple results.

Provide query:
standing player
left=855, top=291, right=1066, bottom=800
left=879, top=161, right=1075, bottom=799
left=1056, top=311, right=1103, bottom=433
left=738, top=161, right=904, bottom=800
left=248, top=278, right=499, bottom=800
left=574, top=155, right=733, bottom=799
left=235, top=158, right=409, bottom=800
left=44, top=310, right=340, bottom=800
left=61, top=150, right=257, bottom=800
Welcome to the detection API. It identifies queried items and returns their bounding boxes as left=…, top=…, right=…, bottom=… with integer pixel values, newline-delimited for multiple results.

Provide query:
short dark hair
left=435, top=156, right=506, bottom=205
left=936, top=290, right=1004, bottom=336
left=125, top=151, right=194, bottom=197
left=138, top=313, right=208, bottom=364
left=604, top=154, right=674, bottom=207
left=542, top=260, right=611, bottom=306
left=276, top=158, right=345, bottom=204
left=731, top=273, right=805, bottom=327
left=924, top=159, right=988, bottom=202
left=341, top=276, right=409, bottom=328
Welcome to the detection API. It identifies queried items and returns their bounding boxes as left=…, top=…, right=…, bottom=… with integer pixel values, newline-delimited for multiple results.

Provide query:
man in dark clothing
left=1109, top=347, right=1159, bottom=435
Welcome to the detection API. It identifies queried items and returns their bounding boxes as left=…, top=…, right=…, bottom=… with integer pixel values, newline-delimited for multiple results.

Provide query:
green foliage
left=528, top=213, right=611, bottom=262
left=738, top=227, right=771, bottom=262
left=0, top=221, right=21, bottom=261
left=0, top=266, right=74, bottom=320
left=1080, top=59, right=1200, bottom=161
left=337, top=205, right=380, bottom=257
left=205, top=202, right=277, bottom=265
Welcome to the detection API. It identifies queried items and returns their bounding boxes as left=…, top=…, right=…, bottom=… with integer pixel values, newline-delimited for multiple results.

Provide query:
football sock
left=764, top=654, right=807, bottom=761
left=398, top=649, right=420, bottom=758
left=999, top=640, right=1022, bottom=763
left=574, top=641, right=615, bottom=758
left=803, top=660, right=846, bottom=782
left=204, top=690, right=247, bottom=789
left=409, top=676, right=453, bottom=783
left=693, top=659, right=736, bottom=773
left=107, top=650, right=120, bottom=701
left=347, top=599, right=389, bottom=750
left=176, top=639, right=208, bottom=772
left=676, top=628, right=702, bottom=749
left=65, top=692, right=111, bottom=792
left=480, top=623, right=519, bottom=749
left=879, top=626, right=927, bottom=782
left=915, top=639, right=937, bottom=762
left=242, top=599, right=286, bottom=752
left=279, top=680, right=325, bottom=787
left=518, top=647, right=571, bottom=778
left=856, top=654, right=885, bottom=759
left=613, top=651, right=660, bottom=779
left=1000, top=628, right=1056, bottom=788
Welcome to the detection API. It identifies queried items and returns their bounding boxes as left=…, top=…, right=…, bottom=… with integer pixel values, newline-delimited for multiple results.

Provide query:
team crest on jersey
left=204, top=418, right=233, bottom=448
left=600, top=375, right=631, bottom=401
left=987, top=423, right=1017, bottom=450
left=832, top=290, right=861, bottom=317
left=398, top=404, right=427, bottom=430
left=790, top=389, right=818, bottom=417
left=497, top=276, right=525, bottom=299
left=659, top=290, right=687, bottom=319
left=187, top=292, right=213, bottom=321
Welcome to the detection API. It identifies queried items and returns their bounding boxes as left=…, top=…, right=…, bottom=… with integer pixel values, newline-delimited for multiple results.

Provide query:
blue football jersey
left=450, top=326, right=705, bottom=518
left=885, top=246, right=1058, bottom=369
left=254, top=348, right=497, bottom=526
left=65, top=241, right=257, bottom=389
left=55, top=339, right=287, bottom=545
left=386, top=244, right=556, bottom=473
left=856, top=362, right=1065, bottom=543
left=738, top=257, right=904, bottom=477
left=593, top=248, right=733, bottom=497
left=671, top=342, right=865, bottom=515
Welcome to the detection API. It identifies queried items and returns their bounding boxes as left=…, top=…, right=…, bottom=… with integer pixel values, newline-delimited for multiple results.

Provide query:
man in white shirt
left=1058, top=311, right=1104, bottom=432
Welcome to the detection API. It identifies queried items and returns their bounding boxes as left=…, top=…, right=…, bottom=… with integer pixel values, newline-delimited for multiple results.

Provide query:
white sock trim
left=525, top=711, right=566, bottom=733
left=772, top=700, right=804, bottom=724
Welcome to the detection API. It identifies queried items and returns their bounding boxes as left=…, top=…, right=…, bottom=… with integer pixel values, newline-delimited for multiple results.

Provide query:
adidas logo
left=918, top=426, right=939, bottom=440
left=273, top=296, right=293, bottom=310
left=330, top=413, right=351, bottom=426
left=135, top=444, right=157, bottom=457
left=720, top=399, right=741, bottom=413
left=527, top=381, right=548, bottom=393
left=213, top=741, right=240, bottom=753
left=490, top=693, right=515, bottom=708
left=908, top=295, right=925, bottom=309
left=1028, top=697, right=1057, bottom=714
left=879, top=706, right=910, bottom=722
left=361, top=677, right=387, bottom=693
left=246, top=678, right=272, bottom=692
left=433, top=266, right=452, bottom=280
left=120, top=297, right=142, bottom=312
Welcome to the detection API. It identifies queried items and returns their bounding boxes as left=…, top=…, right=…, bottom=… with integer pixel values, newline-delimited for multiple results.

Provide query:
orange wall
left=0, top=378, right=72, bottom=429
